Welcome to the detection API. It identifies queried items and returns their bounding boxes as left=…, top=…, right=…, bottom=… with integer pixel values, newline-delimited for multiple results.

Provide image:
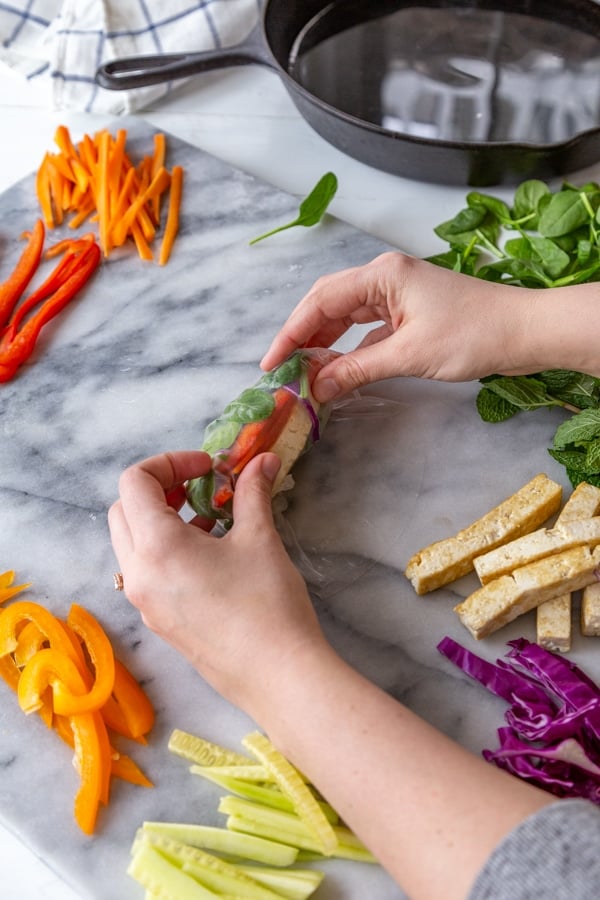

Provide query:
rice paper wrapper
left=186, top=350, right=334, bottom=522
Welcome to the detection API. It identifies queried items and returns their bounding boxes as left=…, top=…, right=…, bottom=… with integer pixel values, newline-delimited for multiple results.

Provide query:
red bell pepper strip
left=5, top=236, right=95, bottom=336
left=0, top=239, right=100, bottom=382
left=0, top=219, right=45, bottom=329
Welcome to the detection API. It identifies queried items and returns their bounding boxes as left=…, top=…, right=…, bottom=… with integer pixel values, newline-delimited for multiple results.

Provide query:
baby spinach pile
left=428, top=179, right=600, bottom=487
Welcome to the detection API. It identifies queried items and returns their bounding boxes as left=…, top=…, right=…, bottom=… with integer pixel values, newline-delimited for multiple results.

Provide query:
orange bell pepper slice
left=50, top=604, right=115, bottom=716
left=100, top=657, right=155, bottom=741
left=0, top=601, right=79, bottom=662
left=16, top=647, right=111, bottom=832
left=0, top=570, right=31, bottom=605
left=13, top=619, right=47, bottom=667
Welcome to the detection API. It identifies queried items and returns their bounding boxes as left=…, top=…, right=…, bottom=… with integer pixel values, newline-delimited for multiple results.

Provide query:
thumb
left=312, top=343, right=401, bottom=402
left=231, top=453, right=281, bottom=531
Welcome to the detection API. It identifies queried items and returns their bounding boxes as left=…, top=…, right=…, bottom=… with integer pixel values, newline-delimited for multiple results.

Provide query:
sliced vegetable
left=168, top=728, right=257, bottom=768
left=159, top=164, right=183, bottom=265
left=0, top=219, right=44, bottom=329
left=0, top=591, right=154, bottom=833
left=0, top=569, right=31, bottom=605
left=438, top=636, right=600, bottom=802
left=221, top=796, right=374, bottom=862
left=141, top=821, right=299, bottom=867
left=242, top=732, right=339, bottom=857
left=0, top=232, right=100, bottom=383
left=36, top=125, right=184, bottom=263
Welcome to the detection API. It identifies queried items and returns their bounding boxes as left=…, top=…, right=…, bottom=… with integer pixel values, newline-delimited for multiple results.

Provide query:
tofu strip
left=405, top=474, right=562, bottom=595
left=455, top=544, right=600, bottom=640
left=537, top=483, right=600, bottom=651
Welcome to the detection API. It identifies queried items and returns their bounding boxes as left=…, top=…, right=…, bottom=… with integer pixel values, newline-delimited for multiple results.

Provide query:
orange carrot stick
left=159, top=165, right=183, bottom=266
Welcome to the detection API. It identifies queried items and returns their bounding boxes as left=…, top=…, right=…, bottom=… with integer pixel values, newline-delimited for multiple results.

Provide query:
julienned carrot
left=35, top=125, right=183, bottom=263
left=159, top=165, right=183, bottom=266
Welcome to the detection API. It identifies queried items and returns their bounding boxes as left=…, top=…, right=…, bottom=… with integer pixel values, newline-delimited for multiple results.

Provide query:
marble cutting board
left=0, top=117, right=597, bottom=900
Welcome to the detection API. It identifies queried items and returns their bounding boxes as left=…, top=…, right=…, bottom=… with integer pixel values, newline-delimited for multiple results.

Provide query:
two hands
left=108, top=251, right=560, bottom=898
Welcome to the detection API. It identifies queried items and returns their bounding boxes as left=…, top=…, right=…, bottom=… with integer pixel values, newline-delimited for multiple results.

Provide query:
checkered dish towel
left=0, top=0, right=260, bottom=114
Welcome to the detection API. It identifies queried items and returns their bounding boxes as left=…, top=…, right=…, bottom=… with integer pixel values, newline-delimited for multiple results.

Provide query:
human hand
left=261, top=252, right=538, bottom=402
left=108, top=450, right=324, bottom=715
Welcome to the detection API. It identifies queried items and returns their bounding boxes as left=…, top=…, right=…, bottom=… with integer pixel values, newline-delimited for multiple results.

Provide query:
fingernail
left=314, top=377, right=340, bottom=403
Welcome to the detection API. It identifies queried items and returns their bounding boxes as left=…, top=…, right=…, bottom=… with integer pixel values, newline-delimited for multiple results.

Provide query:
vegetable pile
left=127, top=728, right=376, bottom=898
left=0, top=571, right=154, bottom=835
left=439, top=636, right=600, bottom=804
left=0, top=220, right=100, bottom=382
left=428, top=179, right=600, bottom=488
left=36, top=126, right=183, bottom=264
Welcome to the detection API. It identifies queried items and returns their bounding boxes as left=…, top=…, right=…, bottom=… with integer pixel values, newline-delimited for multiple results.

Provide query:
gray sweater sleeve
left=469, top=799, right=600, bottom=900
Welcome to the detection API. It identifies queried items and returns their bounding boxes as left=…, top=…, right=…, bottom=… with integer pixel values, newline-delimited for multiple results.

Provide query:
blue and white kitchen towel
left=0, top=0, right=260, bottom=113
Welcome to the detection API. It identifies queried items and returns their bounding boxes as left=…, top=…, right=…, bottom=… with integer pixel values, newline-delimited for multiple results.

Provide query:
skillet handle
left=96, top=22, right=273, bottom=91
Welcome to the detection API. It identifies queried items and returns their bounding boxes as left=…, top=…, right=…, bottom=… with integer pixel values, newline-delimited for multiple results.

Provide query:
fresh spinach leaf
left=250, top=172, right=338, bottom=244
left=429, top=177, right=600, bottom=487
left=222, top=388, right=275, bottom=424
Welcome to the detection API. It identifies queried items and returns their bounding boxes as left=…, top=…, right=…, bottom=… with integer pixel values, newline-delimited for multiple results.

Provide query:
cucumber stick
left=236, top=866, right=324, bottom=900
left=168, top=729, right=256, bottom=768
left=242, top=732, right=338, bottom=856
left=141, top=822, right=298, bottom=867
left=127, top=842, right=219, bottom=899
left=134, top=831, right=285, bottom=899
left=190, top=767, right=338, bottom=823
left=220, top=797, right=376, bottom=863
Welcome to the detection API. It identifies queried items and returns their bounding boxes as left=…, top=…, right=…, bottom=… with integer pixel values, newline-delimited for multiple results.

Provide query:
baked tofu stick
left=474, top=517, right=600, bottom=585
left=537, top=483, right=600, bottom=651
left=581, top=582, right=600, bottom=636
left=404, top=474, right=562, bottom=595
left=455, top=544, right=600, bottom=640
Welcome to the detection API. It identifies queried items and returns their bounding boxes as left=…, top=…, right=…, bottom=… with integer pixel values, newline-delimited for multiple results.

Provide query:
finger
left=107, top=500, right=133, bottom=568
left=231, top=453, right=281, bottom=533
left=261, top=266, right=377, bottom=371
left=311, top=338, right=406, bottom=402
left=118, top=450, right=212, bottom=534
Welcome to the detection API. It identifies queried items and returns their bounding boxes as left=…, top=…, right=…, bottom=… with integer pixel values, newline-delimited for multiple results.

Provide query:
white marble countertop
left=2, top=50, right=600, bottom=900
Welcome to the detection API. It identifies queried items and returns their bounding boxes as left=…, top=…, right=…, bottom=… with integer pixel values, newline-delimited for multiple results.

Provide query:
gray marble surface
left=0, top=117, right=597, bottom=900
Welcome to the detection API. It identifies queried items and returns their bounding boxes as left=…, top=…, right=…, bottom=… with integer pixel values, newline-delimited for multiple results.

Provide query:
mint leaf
left=250, top=173, right=338, bottom=244
left=481, top=375, right=560, bottom=411
left=476, top=387, right=520, bottom=423
left=553, top=408, right=600, bottom=450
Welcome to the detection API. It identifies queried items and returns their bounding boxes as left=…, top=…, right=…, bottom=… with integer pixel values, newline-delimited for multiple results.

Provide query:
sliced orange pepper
left=100, top=657, right=154, bottom=740
left=17, top=647, right=86, bottom=715
left=51, top=604, right=115, bottom=716
left=13, top=619, right=47, bottom=667
left=0, top=569, right=31, bottom=605
left=54, top=714, right=153, bottom=788
left=0, top=601, right=79, bottom=662
left=71, top=709, right=112, bottom=833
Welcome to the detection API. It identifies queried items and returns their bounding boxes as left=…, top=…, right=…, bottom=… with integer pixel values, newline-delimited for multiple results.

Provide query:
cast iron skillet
left=96, top=0, right=600, bottom=187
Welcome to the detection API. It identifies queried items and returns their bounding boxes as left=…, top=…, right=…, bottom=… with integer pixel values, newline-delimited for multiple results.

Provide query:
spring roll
left=186, top=350, right=331, bottom=521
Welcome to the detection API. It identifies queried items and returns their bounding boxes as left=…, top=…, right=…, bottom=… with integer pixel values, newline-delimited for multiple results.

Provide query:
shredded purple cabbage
left=438, top=636, right=600, bottom=803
